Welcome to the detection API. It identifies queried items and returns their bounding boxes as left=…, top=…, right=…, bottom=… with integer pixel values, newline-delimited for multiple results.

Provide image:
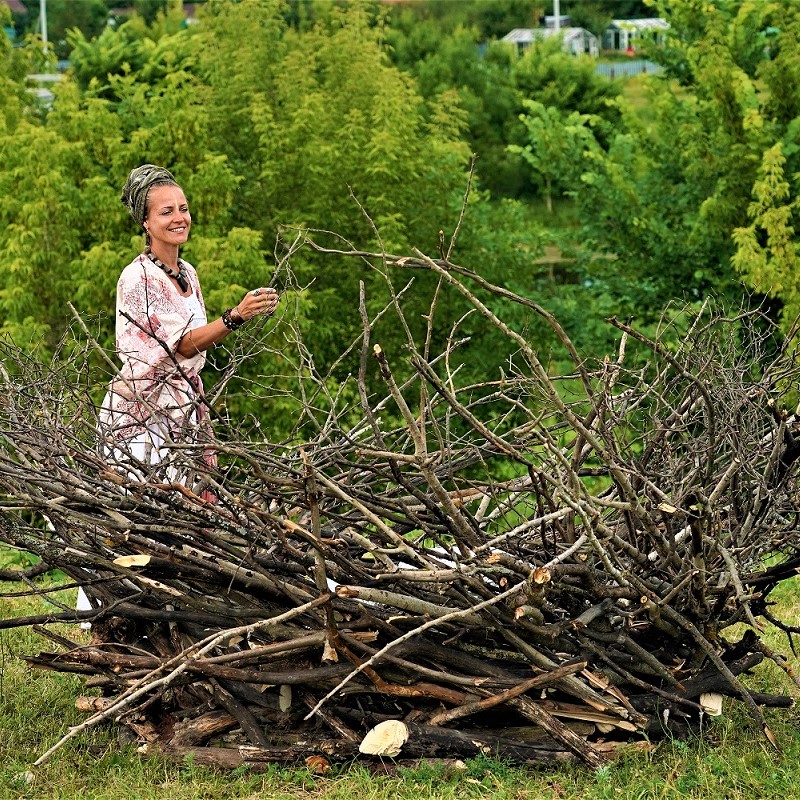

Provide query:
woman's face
left=144, top=184, right=191, bottom=250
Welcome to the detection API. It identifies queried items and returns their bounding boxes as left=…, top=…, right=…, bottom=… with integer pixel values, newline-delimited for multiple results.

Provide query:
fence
left=595, top=59, right=662, bottom=78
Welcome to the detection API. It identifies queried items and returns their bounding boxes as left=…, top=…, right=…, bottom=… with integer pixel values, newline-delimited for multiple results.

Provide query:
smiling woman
left=99, top=164, right=274, bottom=473
left=81, top=163, right=282, bottom=617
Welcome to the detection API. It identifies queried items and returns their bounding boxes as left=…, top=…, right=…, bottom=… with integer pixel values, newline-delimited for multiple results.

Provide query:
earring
left=144, top=229, right=151, bottom=248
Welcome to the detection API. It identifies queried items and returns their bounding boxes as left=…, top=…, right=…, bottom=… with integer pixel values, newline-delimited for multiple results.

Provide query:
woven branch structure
left=2, top=239, right=800, bottom=770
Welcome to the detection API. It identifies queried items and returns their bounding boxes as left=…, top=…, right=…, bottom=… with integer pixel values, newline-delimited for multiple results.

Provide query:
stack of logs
left=1, top=243, right=800, bottom=770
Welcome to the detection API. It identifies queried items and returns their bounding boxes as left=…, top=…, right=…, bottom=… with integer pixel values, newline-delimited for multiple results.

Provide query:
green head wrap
left=121, top=164, right=179, bottom=227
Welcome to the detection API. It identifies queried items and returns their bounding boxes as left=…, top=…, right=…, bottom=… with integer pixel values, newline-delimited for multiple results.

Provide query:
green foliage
left=731, top=143, right=800, bottom=326
left=387, top=0, right=540, bottom=41
left=387, top=21, right=622, bottom=198
left=552, top=0, right=800, bottom=325
left=0, top=122, right=114, bottom=348
left=20, top=0, right=109, bottom=60
left=187, top=1, right=473, bottom=380
left=509, top=99, right=600, bottom=212
left=512, top=38, right=622, bottom=131
left=564, top=0, right=651, bottom=19
left=573, top=90, right=733, bottom=314
left=562, top=2, right=612, bottom=39
left=7, top=0, right=800, bottom=438
left=392, top=27, right=527, bottom=196
left=129, top=0, right=171, bottom=26
left=0, top=0, right=479, bottom=437
left=0, top=7, right=35, bottom=132
left=68, top=5, right=198, bottom=95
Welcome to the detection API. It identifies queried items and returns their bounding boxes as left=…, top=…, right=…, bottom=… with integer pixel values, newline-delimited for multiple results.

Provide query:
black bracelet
left=221, top=308, right=244, bottom=331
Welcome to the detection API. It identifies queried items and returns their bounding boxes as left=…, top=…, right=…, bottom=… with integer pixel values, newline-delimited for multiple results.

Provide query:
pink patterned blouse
left=99, top=254, right=210, bottom=448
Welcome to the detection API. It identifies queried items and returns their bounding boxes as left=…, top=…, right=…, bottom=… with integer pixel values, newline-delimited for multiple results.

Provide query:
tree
left=561, top=2, right=612, bottom=40
left=186, top=2, right=474, bottom=367
left=0, top=0, right=482, bottom=435
left=0, top=3, right=33, bottom=132
left=409, top=30, right=527, bottom=196
left=129, top=0, right=170, bottom=26
left=509, top=99, right=599, bottom=213
left=386, top=0, right=541, bottom=41
left=387, top=21, right=622, bottom=198
left=550, top=0, right=800, bottom=326
left=562, top=0, right=651, bottom=21
left=511, top=38, right=622, bottom=143
left=732, top=143, right=800, bottom=327
left=21, top=0, right=109, bottom=60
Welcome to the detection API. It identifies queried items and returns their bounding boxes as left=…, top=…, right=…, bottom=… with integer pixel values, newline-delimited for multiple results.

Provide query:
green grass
left=621, top=74, right=652, bottom=114
left=2, top=575, right=800, bottom=799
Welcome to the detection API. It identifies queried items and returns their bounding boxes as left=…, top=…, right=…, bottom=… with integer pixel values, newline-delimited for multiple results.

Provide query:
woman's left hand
left=236, top=287, right=280, bottom=322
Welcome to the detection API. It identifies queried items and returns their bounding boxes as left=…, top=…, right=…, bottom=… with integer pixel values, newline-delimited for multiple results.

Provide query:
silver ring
left=252, top=288, right=261, bottom=297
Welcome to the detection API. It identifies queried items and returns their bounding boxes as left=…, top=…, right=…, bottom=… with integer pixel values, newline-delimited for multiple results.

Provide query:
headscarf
left=121, top=164, right=179, bottom=227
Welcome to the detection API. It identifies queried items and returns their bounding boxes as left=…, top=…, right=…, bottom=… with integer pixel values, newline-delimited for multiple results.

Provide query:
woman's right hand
left=235, top=287, right=280, bottom=322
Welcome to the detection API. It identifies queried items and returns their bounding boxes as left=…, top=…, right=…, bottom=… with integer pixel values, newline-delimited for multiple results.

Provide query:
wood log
left=158, top=724, right=580, bottom=770
left=169, top=711, right=239, bottom=748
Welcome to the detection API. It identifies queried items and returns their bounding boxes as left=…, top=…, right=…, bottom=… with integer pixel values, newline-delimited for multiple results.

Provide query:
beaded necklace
left=145, top=248, right=189, bottom=293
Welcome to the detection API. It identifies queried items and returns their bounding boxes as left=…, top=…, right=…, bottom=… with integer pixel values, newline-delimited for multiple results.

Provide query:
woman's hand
left=234, top=287, right=280, bottom=322
left=178, top=287, right=281, bottom=356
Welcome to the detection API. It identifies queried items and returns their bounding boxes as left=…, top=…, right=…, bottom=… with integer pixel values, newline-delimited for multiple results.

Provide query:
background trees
left=509, top=99, right=599, bottom=213
left=564, top=0, right=800, bottom=331
left=3, top=0, right=800, bottom=435
left=0, top=0, right=498, bottom=435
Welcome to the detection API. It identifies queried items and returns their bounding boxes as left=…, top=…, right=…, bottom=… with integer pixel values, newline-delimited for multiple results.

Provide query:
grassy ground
left=2, top=573, right=800, bottom=800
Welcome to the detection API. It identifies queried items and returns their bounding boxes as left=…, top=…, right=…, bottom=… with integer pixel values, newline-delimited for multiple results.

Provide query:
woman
left=81, top=165, right=278, bottom=625
left=98, top=163, right=279, bottom=481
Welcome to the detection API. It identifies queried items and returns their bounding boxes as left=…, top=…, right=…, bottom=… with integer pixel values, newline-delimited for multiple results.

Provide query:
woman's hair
left=121, top=164, right=180, bottom=227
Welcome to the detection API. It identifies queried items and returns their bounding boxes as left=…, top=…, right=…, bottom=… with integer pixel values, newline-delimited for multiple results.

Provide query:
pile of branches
left=2, top=237, right=800, bottom=771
